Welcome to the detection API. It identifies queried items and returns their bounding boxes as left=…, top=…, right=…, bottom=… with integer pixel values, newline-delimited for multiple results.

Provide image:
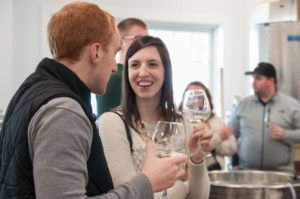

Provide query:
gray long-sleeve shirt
left=28, top=97, right=153, bottom=199
left=230, top=93, right=300, bottom=172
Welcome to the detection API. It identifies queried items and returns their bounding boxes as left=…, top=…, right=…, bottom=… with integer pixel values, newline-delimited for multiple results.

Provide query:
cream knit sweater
left=206, top=115, right=237, bottom=170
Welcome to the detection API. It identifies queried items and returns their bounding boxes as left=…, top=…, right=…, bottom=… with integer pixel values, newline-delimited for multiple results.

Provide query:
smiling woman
left=128, top=46, right=165, bottom=101
left=98, top=36, right=211, bottom=199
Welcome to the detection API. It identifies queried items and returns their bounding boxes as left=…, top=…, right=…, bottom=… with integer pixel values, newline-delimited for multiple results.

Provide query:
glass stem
left=188, top=122, right=212, bottom=158
left=197, top=136, right=201, bottom=151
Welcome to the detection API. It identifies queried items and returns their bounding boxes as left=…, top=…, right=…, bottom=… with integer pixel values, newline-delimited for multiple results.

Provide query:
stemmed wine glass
left=152, top=121, right=187, bottom=199
left=182, top=89, right=211, bottom=157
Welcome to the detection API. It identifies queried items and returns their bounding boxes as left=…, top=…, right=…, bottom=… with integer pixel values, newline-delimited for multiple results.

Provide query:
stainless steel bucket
left=209, top=170, right=300, bottom=199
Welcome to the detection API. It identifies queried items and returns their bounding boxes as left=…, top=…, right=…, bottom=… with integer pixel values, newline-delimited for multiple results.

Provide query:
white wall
left=13, top=0, right=42, bottom=91
left=247, top=0, right=270, bottom=24
left=0, top=0, right=268, bottom=113
left=0, top=0, right=13, bottom=109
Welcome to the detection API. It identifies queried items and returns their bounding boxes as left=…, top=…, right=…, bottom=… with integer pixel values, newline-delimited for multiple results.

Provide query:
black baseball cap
left=245, top=62, right=277, bottom=81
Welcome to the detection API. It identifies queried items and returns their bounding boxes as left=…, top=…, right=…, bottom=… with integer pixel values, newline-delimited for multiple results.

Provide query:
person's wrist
left=190, top=153, right=204, bottom=164
left=142, top=170, right=157, bottom=192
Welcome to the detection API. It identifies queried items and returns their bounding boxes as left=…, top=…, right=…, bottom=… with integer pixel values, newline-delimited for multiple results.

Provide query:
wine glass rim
left=185, top=89, right=205, bottom=94
left=156, top=121, right=183, bottom=126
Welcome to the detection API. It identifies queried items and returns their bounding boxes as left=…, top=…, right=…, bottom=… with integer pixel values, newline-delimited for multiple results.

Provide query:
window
left=148, top=27, right=213, bottom=107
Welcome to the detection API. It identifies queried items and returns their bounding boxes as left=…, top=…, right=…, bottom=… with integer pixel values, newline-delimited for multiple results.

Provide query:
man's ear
left=268, top=77, right=274, bottom=84
left=120, top=38, right=124, bottom=48
left=271, top=77, right=276, bottom=85
left=90, top=43, right=103, bottom=64
left=120, top=38, right=126, bottom=52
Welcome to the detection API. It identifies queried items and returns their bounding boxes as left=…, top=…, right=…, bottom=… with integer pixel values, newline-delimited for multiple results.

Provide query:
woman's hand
left=142, top=139, right=187, bottom=192
left=217, top=126, right=233, bottom=141
left=188, top=124, right=213, bottom=164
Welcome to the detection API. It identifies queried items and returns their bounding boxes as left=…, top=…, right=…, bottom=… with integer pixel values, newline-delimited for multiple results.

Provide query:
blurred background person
left=99, top=36, right=212, bottom=199
left=179, top=81, right=237, bottom=170
left=230, top=62, right=300, bottom=173
left=96, top=18, right=148, bottom=118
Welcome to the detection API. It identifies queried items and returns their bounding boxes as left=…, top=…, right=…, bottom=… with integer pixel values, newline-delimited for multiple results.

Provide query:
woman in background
left=179, top=81, right=237, bottom=170
left=99, top=36, right=211, bottom=199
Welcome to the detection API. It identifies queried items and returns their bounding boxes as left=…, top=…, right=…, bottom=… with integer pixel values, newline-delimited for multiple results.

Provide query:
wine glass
left=182, top=89, right=211, bottom=157
left=152, top=121, right=187, bottom=199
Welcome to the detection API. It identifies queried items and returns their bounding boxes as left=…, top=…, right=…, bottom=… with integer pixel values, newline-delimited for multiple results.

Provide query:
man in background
left=230, top=62, right=300, bottom=173
left=0, top=2, right=185, bottom=198
left=96, top=18, right=148, bottom=118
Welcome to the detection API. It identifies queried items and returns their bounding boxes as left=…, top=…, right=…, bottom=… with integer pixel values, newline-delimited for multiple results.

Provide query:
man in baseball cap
left=245, top=62, right=277, bottom=85
left=230, top=62, right=300, bottom=173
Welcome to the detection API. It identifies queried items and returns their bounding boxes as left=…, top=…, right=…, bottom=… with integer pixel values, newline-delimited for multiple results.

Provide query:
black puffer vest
left=0, top=58, right=113, bottom=198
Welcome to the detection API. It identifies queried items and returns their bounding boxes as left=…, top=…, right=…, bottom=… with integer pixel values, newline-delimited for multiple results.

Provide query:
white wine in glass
left=182, top=89, right=211, bottom=157
left=152, top=121, right=187, bottom=199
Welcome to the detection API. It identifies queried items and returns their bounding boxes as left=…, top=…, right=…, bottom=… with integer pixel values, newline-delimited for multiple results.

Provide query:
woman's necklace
left=138, top=121, right=154, bottom=140
left=138, top=121, right=149, bottom=140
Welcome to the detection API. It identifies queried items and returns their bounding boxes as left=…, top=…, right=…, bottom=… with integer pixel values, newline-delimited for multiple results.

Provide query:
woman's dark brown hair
left=178, top=81, right=215, bottom=119
left=120, top=36, right=180, bottom=131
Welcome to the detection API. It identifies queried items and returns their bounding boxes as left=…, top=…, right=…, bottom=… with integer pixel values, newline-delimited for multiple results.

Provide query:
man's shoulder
left=46, top=97, right=82, bottom=109
left=37, top=97, right=87, bottom=120
left=238, top=95, right=256, bottom=105
left=277, top=92, right=300, bottom=105
left=99, top=111, right=124, bottom=124
left=232, top=95, right=257, bottom=113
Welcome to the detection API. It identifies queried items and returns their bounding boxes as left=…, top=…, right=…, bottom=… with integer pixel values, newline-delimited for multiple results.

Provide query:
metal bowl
left=209, top=170, right=300, bottom=199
